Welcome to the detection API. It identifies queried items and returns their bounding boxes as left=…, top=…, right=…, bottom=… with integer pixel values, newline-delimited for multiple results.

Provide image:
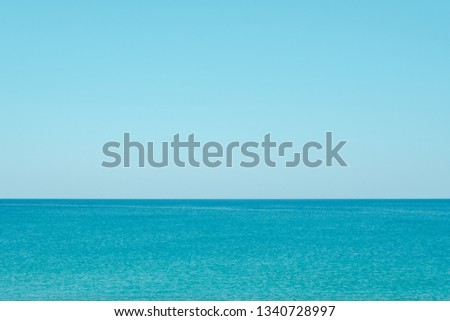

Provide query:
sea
left=0, top=199, right=448, bottom=300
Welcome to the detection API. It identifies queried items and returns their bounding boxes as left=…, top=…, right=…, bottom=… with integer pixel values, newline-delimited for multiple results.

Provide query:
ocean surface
left=0, top=199, right=448, bottom=300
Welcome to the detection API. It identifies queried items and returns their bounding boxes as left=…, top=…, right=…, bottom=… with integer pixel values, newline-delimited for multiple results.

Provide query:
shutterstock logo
left=101, top=132, right=348, bottom=168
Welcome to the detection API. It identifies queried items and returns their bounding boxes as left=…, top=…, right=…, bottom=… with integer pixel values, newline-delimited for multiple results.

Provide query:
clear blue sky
left=1, top=1, right=449, bottom=198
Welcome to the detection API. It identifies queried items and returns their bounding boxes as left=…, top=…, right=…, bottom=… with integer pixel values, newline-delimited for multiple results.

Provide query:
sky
left=0, top=1, right=449, bottom=198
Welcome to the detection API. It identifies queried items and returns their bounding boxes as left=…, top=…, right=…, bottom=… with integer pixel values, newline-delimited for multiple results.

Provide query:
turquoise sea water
left=0, top=199, right=448, bottom=300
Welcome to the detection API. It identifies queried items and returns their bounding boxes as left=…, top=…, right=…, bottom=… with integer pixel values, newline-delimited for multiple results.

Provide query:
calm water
left=0, top=199, right=448, bottom=300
